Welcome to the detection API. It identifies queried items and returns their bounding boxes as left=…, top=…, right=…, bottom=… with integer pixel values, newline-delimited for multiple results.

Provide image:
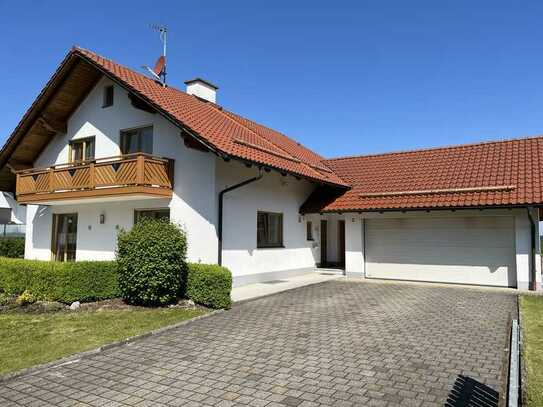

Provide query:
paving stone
left=0, top=281, right=516, bottom=406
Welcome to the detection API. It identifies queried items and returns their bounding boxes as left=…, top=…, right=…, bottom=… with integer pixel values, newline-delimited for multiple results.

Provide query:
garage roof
left=301, top=136, right=543, bottom=212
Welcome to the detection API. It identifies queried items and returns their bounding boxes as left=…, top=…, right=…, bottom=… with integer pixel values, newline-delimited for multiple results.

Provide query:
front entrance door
left=52, top=213, right=78, bottom=261
left=320, top=219, right=328, bottom=266
left=338, top=220, right=345, bottom=268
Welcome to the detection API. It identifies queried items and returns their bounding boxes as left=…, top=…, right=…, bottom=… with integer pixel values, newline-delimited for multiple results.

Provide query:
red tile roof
left=74, top=48, right=347, bottom=187
left=301, top=136, right=543, bottom=212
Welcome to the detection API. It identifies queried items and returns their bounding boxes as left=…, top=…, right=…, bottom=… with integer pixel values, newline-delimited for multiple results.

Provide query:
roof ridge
left=324, top=133, right=543, bottom=162
left=75, top=46, right=213, bottom=104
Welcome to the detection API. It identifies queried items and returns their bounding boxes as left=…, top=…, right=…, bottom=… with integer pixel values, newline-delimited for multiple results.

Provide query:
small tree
left=116, top=218, right=187, bottom=306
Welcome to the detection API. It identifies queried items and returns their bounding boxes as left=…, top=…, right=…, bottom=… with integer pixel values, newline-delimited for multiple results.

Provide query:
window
left=103, top=85, right=114, bottom=107
left=69, top=137, right=95, bottom=162
left=134, top=208, right=170, bottom=223
left=306, top=221, right=313, bottom=241
left=257, top=211, right=283, bottom=248
left=120, top=126, right=153, bottom=155
left=52, top=213, right=78, bottom=262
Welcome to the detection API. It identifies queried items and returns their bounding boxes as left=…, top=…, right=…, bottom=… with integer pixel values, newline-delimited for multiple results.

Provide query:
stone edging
left=0, top=309, right=224, bottom=384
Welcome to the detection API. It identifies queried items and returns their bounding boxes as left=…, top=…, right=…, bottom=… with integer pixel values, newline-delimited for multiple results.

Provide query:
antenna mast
left=147, top=24, right=168, bottom=86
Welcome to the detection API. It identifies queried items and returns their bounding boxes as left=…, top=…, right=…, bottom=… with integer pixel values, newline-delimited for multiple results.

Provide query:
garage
left=364, top=216, right=517, bottom=287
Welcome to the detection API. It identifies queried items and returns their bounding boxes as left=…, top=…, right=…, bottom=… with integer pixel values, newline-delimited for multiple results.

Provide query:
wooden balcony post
left=15, top=173, right=20, bottom=196
left=89, top=162, right=95, bottom=189
left=48, top=168, right=54, bottom=192
left=136, top=154, right=145, bottom=185
left=167, top=159, right=175, bottom=187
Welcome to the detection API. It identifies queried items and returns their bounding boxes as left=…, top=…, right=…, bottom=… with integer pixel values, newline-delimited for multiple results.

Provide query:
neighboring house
left=0, top=192, right=25, bottom=224
left=0, top=47, right=541, bottom=290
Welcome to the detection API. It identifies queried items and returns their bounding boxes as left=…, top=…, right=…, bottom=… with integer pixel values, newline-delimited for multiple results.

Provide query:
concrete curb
left=0, top=308, right=224, bottom=384
left=359, top=276, right=539, bottom=295
left=508, top=318, right=520, bottom=406
left=518, top=296, right=526, bottom=406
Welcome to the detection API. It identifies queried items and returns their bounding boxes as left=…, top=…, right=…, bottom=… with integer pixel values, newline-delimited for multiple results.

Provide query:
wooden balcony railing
left=16, top=153, right=174, bottom=203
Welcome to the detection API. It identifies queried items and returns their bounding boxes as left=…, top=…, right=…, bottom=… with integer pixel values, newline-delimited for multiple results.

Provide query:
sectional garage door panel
left=365, top=217, right=516, bottom=287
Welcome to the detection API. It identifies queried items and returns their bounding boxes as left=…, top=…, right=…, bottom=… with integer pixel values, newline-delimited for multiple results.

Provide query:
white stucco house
left=0, top=47, right=541, bottom=290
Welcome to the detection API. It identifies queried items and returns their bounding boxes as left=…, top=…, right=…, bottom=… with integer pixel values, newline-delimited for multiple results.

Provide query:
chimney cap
left=184, top=77, right=219, bottom=90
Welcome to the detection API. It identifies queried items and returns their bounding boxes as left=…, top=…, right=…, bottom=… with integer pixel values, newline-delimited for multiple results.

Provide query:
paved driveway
left=0, top=280, right=516, bottom=407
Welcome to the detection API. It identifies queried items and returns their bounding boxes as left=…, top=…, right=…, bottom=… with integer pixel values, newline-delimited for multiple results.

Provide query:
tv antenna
left=143, top=24, right=168, bottom=86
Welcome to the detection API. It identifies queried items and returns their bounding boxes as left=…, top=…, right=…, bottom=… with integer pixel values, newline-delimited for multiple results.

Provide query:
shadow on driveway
left=445, top=374, right=499, bottom=407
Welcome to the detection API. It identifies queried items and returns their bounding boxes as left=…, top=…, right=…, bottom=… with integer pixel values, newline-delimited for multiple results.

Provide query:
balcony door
left=52, top=213, right=78, bottom=261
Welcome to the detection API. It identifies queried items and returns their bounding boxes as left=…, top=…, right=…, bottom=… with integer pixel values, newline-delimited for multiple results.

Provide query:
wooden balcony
left=16, top=153, right=174, bottom=204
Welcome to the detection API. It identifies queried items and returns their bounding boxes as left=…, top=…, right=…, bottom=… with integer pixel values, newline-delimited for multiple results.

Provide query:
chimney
left=184, top=78, right=219, bottom=103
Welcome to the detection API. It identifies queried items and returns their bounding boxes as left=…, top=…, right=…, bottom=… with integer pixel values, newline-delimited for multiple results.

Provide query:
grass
left=0, top=307, right=206, bottom=375
left=520, top=295, right=543, bottom=406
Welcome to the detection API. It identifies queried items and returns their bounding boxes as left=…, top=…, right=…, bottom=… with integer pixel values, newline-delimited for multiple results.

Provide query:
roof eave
left=0, top=49, right=78, bottom=170
left=301, top=203, right=543, bottom=215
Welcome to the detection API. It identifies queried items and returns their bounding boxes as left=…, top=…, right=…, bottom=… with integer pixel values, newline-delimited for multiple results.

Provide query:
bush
left=117, top=219, right=187, bottom=306
left=0, top=237, right=24, bottom=258
left=187, top=263, right=232, bottom=309
left=0, top=258, right=119, bottom=303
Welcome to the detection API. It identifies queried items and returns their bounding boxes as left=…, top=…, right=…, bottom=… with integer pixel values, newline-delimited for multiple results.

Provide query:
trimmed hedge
left=0, top=258, right=119, bottom=303
left=0, top=259, right=232, bottom=309
left=0, top=237, right=24, bottom=258
left=117, top=219, right=187, bottom=306
left=187, top=263, right=232, bottom=309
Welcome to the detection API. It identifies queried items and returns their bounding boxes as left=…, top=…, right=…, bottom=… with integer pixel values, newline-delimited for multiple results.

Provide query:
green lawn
left=520, top=295, right=543, bottom=406
left=0, top=307, right=206, bottom=375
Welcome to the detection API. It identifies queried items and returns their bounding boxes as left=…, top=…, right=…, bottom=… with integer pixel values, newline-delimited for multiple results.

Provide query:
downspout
left=218, top=169, right=263, bottom=265
left=527, top=207, right=537, bottom=291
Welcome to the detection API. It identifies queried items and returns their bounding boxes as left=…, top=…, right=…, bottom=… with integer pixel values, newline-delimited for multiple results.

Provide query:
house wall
left=25, top=198, right=170, bottom=260
left=28, top=76, right=218, bottom=263
left=217, top=159, right=318, bottom=286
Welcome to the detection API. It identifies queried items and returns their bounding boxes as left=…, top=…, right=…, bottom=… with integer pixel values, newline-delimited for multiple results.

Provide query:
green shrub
left=116, top=219, right=187, bottom=306
left=0, top=237, right=24, bottom=258
left=30, top=261, right=119, bottom=303
left=0, top=258, right=119, bottom=303
left=0, top=258, right=34, bottom=295
left=187, top=263, right=232, bottom=309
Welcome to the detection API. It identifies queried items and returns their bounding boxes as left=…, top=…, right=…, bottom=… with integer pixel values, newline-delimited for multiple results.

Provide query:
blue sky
left=1, top=1, right=543, bottom=158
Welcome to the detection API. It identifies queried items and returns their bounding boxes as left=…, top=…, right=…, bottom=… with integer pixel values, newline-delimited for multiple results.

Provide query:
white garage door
left=365, top=216, right=516, bottom=287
